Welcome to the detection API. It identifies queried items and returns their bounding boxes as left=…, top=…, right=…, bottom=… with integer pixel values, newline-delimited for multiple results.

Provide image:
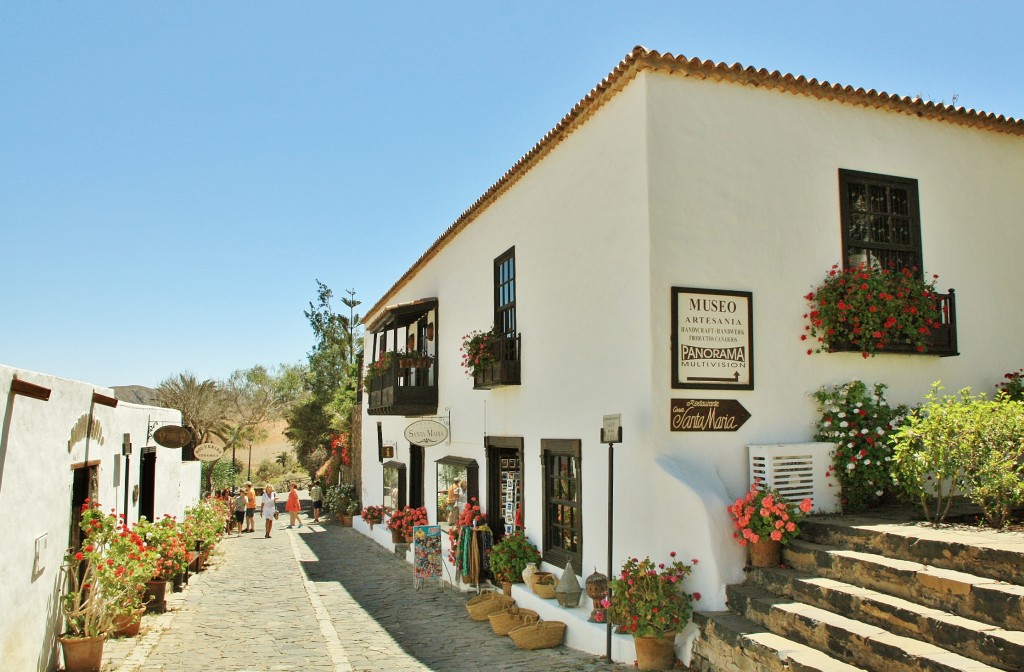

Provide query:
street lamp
left=247, top=441, right=253, bottom=482
left=342, top=289, right=361, bottom=364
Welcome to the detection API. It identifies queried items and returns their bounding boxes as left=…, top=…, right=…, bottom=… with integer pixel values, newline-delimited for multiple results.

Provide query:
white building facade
left=0, top=364, right=200, bottom=671
left=356, top=47, right=1024, bottom=664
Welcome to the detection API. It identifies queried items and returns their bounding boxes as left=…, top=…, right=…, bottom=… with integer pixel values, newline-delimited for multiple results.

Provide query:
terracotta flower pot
left=633, top=632, right=677, bottom=670
left=748, top=539, right=782, bottom=567
left=338, top=514, right=353, bottom=526
left=59, top=634, right=105, bottom=672
left=144, top=579, right=168, bottom=614
left=113, top=608, right=146, bottom=637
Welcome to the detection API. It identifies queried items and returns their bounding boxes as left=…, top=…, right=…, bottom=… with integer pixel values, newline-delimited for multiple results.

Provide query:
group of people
left=214, top=481, right=324, bottom=539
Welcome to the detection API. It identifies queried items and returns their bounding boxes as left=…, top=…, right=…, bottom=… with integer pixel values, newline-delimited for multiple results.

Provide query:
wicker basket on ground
left=466, top=591, right=515, bottom=621
left=509, top=621, right=566, bottom=650
left=489, top=607, right=540, bottom=636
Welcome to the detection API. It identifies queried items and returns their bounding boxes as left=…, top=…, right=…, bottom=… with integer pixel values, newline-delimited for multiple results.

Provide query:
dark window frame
left=494, top=247, right=516, bottom=338
left=839, top=169, right=923, bottom=276
left=540, top=439, right=582, bottom=570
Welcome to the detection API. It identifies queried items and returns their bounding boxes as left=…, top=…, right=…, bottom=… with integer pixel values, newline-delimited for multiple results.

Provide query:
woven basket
left=509, top=621, right=566, bottom=650
left=466, top=592, right=515, bottom=621
left=533, top=574, right=556, bottom=599
left=489, top=607, right=539, bottom=636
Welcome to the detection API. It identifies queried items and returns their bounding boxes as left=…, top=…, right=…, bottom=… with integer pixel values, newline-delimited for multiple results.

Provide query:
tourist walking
left=309, top=481, right=323, bottom=523
left=285, top=482, right=302, bottom=529
left=232, top=488, right=246, bottom=536
left=244, top=481, right=256, bottom=532
left=261, top=484, right=278, bottom=538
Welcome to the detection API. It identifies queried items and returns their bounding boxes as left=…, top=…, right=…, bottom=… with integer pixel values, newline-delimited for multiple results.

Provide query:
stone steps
left=745, top=566, right=1024, bottom=671
left=726, top=584, right=1001, bottom=672
left=691, top=611, right=866, bottom=672
left=784, top=539, right=1024, bottom=631
left=688, top=514, right=1024, bottom=672
left=799, top=518, right=1024, bottom=587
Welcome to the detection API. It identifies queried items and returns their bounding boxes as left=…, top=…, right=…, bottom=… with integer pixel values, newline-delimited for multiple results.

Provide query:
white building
left=0, top=364, right=200, bottom=671
left=355, top=47, right=1024, bottom=664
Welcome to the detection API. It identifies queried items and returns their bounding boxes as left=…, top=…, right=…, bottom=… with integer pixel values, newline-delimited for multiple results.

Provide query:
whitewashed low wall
left=0, top=364, right=194, bottom=672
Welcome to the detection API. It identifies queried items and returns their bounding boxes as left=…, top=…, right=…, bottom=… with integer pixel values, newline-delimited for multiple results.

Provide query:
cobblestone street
left=104, top=504, right=633, bottom=672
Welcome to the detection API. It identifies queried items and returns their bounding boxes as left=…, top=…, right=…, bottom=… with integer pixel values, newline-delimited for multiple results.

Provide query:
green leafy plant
left=460, top=328, right=499, bottom=376
left=812, top=380, right=908, bottom=512
left=727, top=482, right=812, bottom=546
left=803, top=263, right=942, bottom=357
left=487, top=531, right=541, bottom=584
left=891, top=383, right=1024, bottom=527
left=324, top=483, right=359, bottom=514
left=606, top=553, right=698, bottom=638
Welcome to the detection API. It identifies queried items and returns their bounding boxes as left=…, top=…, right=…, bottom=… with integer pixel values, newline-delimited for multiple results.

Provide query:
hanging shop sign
left=404, top=419, right=449, bottom=447
left=194, top=443, right=225, bottom=461
left=671, top=287, right=753, bottom=390
left=153, top=425, right=193, bottom=448
left=670, top=399, right=751, bottom=432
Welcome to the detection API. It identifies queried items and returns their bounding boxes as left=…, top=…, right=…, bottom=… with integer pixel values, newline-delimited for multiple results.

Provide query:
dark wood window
left=840, top=170, right=923, bottom=274
left=494, top=247, right=516, bottom=337
left=541, top=439, right=581, bottom=569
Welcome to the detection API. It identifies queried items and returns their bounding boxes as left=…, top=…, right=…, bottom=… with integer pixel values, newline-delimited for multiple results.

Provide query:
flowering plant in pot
left=487, top=531, right=541, bottom=586
left=386, top=505, right=429, bottom=540
left=363, top=352, right=394, bottom=391
left=360, top=504, right=384, bottom=523
left=727, top=481, right=813, bottom=556
left=60, top=501, right=155, bottom=639
left=812, top=379, right=908, bottom=512
left=134, top=516, right=188, bottom=581
left=182, top=500, right=226, bottom=553
left=460, top=328, right=500, bottom=376
left=606, top=553, right=699, bottom=669
left=802, top=263, right=942, bottom=357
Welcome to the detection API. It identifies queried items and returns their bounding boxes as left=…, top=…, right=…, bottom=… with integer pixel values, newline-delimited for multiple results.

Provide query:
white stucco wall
left=359, top=67, right=1024, bottom=663
left=0, top=364, right=194, bottom=671
left=644, top=69, right=1024, bottom=601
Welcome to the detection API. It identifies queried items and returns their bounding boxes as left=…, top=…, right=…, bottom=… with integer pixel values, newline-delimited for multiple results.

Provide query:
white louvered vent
left=748, top=442, right=839, bottom=514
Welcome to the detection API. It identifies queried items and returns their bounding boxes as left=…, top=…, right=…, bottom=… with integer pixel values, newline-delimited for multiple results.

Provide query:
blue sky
left=2, top=2, right=1021, bottom=388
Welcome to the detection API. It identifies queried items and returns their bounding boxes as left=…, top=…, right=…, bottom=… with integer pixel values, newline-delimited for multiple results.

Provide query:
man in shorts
left=309, top=481, right=323, bottom=523
left=243, top=481, right=257, bottom=533
left=232, top=489, right=246, bottom=536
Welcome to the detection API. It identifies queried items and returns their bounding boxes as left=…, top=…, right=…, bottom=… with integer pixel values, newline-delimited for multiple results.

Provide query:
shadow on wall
left=652, top=452, right=746, bottom=611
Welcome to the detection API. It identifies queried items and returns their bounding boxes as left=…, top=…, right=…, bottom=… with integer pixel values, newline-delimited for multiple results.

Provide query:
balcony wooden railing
left=366, top=356, right=438, bottom=416
left=832, top=289, right=958, bottom=357
left=473, top=334, right=521, bottom=390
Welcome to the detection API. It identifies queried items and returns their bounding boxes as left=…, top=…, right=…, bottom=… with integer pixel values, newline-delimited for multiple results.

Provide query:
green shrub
left=891, top=383, right=1024, bottom=527
left=812, top=380, right=907, bottom=512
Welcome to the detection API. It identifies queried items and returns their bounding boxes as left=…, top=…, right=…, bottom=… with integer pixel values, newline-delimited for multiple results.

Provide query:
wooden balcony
left=473, top=334, right=521, bottom=390
left=366, top=358, right=438, bottom=416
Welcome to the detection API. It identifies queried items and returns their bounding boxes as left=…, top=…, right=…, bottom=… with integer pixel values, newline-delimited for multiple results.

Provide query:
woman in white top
left=261, top=484, right=278, bottom=538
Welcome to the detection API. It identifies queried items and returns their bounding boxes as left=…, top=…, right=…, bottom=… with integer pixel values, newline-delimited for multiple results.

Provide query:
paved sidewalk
left=104, top=507, right=632, bottom=672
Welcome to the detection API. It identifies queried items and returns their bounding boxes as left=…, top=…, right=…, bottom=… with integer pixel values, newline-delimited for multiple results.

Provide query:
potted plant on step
left=361, top=504, right=384, bottom=528
left=487, top=531, right=541, bottom=595
left=727, top=480, right=813, bottom=567
left=386, top=505, right=429, bottom=543
left=607, top=553, right=699, bottom=671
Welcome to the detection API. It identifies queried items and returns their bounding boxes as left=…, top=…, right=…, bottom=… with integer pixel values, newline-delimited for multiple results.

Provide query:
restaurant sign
left=670, top=399, right=750, bottom=432
left=404, top=419, right=449, bottom=447
left=671, top=287, right=753, bottom=390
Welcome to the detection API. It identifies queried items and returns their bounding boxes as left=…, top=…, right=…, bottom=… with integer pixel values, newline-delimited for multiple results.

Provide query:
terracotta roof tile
left=364, top=46, right=1023, bottom=320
